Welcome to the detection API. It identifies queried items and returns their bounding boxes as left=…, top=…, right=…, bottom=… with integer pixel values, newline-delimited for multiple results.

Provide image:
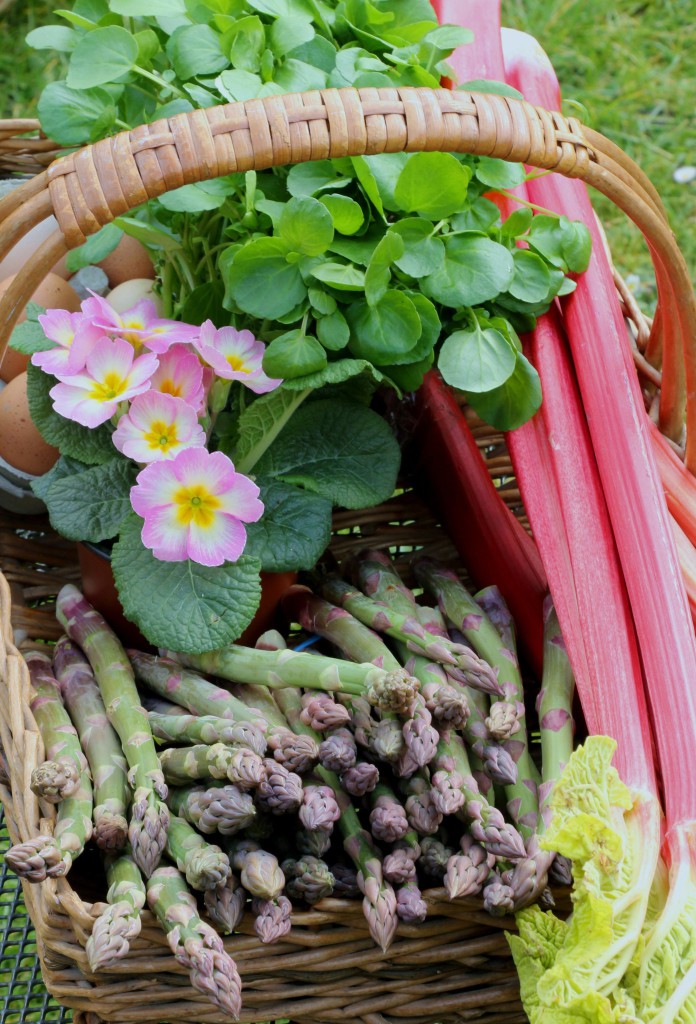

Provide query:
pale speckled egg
left=97, top=234, right=155, bottom=287
left=0, top=273, right=82, bottom=383
left=0, top=216, right=70, bottom=281
left=105, top=278, right=163, bottom=314
left=0, top=371, right=59, bottom=476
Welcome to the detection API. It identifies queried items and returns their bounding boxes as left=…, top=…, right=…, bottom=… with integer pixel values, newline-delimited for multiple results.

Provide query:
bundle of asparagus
left=7, top=553, right=575, bottom=1019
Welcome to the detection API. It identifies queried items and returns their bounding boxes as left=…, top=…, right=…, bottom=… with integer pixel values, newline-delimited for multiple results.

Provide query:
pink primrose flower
left=112, top=391, right=206, bottom=464
left=32, top=310, right=103, bottom=376
left=194, top=320, right=282, bottom=394
left=49, top=337, right=158, bottom=428
left=148, top=345, right=206, bottom=413
left=81, top=295, right=199, bottom=353
left=130, top=447, right=263, bottom=567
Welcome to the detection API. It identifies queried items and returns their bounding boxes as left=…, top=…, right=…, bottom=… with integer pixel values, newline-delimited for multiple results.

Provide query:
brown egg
left=0, top=215, right=70, bottom=281
left=105, top=278, right=163, bottom=314
left=0, top=372, right=59, bottom=476
left=98, top=234, right=155, bottom=287
left=0, top=273, right=82, bottom=383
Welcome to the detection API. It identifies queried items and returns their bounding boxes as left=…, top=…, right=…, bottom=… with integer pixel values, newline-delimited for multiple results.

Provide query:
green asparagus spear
left=282, top=855, right=335, bottom=905
left=204, top=872, right=246, bottom=934
left=56, top=586, right=168, bottom=877
left=146, top=866, right=242, bottom=1018
left=158, top=744, right=264, bottom=789
left=168, top=782, right=256, bottom=835
left=86, top=852, right=146, bottom=970
left=369, top=783, right=410, bottom=843
left=147, top=712, right=267, bottom=756
left=165, top=815, right=231, bottom=891
left=53, top=638, right=130, bottom=852
left=227, top=840, right=285, bottom=900
left=356, top=550, right=420, bottom=617
left=26, top=651, right=88, bottom=804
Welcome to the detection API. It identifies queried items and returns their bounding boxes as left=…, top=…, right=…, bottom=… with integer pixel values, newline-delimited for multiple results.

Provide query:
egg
left=0, top=215, right=70, bottom=281
left=0, top=371, right=59, bottom=476
left=97, top=234, right=155, bottom=287
left=0, top=273, right=82, bottom=383
left=105, top=278, right=164, bottom=315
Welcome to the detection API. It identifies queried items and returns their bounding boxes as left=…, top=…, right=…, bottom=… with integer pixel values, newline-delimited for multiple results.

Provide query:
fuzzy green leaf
left=112, top=514, right=262, bottom=653
left=245, top=478, right=332, bottom=571
left=41, top=457, right=136, bottom=542
left=26, top=364, right=115, bottom=465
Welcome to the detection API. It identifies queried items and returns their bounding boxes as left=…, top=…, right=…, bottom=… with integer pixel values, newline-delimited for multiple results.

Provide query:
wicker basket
left=0, top=87, right=694, bottom=1024
left=0, top=120, right=65, bottom=177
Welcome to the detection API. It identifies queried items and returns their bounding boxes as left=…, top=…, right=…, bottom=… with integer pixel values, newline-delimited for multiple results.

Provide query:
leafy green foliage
left=65, top=223, right=124, bottom=273
left=112, top=513, right=263, bottom=652
left=8, top=303, right=53, bottom=356
left=245, top=478, right=332, bottom=571
left=38, top=456, right=136, bottom=542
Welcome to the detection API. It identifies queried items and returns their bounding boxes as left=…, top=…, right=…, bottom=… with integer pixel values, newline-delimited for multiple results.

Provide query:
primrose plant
left=19, top=294, right=401, bottom=653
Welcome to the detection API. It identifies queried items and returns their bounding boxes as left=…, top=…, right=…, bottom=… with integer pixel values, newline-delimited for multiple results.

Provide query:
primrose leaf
left=112, top=514, right=262, bottom=653
left=474, top=156, right=527, bottom=190
left=66, top=223, right=124, bottom=273
left=255, top=398, right=400, bottom=508
left=67, top=26, right=137, bottom=89
left=464, top=350, right=542, bottom=430
left=263, top=330, right=327, bottom=379
left=231, top=387, right=309, bottom=472
left=422, top=234, right=515, bottom=307
left=394, top=152, right=471, bottom=219
left=389, top=218, right=445, bottom=277
left=224, top=238, right=306, bottom=318
left=319, top=194, right=364, bottom=235
left=41, top=457, right=136, bottom=542
left=26, top=364, right=115, bottom=465
left=279, top=358, right=386, bottom=392
left=347, top=291, right=422, bottom=365
left=438, top=322, right=516, bottom=394
left=167, top=24, right=228, bottom=80
left=278, top=196, right=334, bottom=257
left=245, top=478, right=332, bottom=571
left=38, top=82, right=118, bottom=145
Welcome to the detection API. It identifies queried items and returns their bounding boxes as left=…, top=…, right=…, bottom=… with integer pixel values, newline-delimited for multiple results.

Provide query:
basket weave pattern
left=0, top=86, right=692, bottom=1023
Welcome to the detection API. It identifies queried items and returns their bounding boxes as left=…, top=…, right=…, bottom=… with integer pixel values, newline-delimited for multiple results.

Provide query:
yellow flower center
left=90, top=372, right=127, bottom=403
left=227, top=354, right=249, bottom=373
left=173, top=484, right=220, bottom=528
left=143, top=419, right=179, bottom=453
left=159, top=379, right=182, bottom=398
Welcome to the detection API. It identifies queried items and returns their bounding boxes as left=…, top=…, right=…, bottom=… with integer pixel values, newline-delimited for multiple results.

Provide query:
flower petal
left=218, top=473, right=264, bottom=523
left=187, top=514, right=248, bottom=567
left=139, top=505, right=189, bottom=562
left=130, top=461, right=180, bottom=515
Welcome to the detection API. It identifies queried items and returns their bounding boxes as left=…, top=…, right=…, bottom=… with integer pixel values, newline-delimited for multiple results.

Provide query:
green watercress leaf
left=67, top=26, right=138, bottom=89
left=65, top=223, right=124, bottom=273
left=438, top=322, right=516, bottom=393
left=307, top=287, right=336, bottom=315
left=459, top=78, right=524, bottom=100
left=451, top=196, right=501, bottom=233
left=269, top=15, right=314, bottom=56
left=158, top=178, right=237, bottom=212
left=317, top=310, right=350, bottom=350
left=501, top=207, right=533, bottom=238
left=364, top=232, right=404, bottom=306
left=111, top=0, right=185, bottom=12
left=245, top=478, right=332, bottom=571
left=474, top=156, right=526, bottom=190
left=389, top=218, right=444, bottom=277
left=351, top=156, right=385, bottom=218
left=42, top=457, right=136, bottom=542
left=274, top=58, right=327, bottom=91
left=263, top=330, right=327, bottom=379
left=310, top=262, right=365, bottom=290
left=167, top=24, right=228, bottom=80
left=422, top=234, right=515, bottom=307
left=9, top=304, right=52, bottom=355
left=26, top=364, right=115, bottom=465
left=394, top=152, right=471, bottom=219
left=465, top=350, right=542, bottom=431
left=319, top=194, right=364, bottom=235
left=359, top=153, right=409, bottom=211
left=255, top=398, right=400, bottom=508
left=112, top=513, right=262, bottom=652
left=26, top=26, right=77, bottom=52
left=286, top=161, right=352, bottom=198
left=279, top=196, right=334, bottom=257
left=508, top=249, right=553, bottom=304
left=279, top=358, right=386, bottom=392
left=224, top=15, right=266, bottom=72
left=38, top=82, right=118, bottom=145
left=215, top=69, right=263, bottom=101
left=224, top=238, right=306, bottom=318
left=559, top=217, right=592, bottom=273
left=347, top=291, right=421, bottom=365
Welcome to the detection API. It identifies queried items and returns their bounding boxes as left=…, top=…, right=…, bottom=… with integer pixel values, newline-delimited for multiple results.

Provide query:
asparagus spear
left=53, top=638, right=130, bottom=852
left=146, top=866, right=242, bottom=1019
left=369, top=783, right=410, bottom=843
left=383, top=832, right=421, bottom=884
left=168, top=782, right=256, bottom=836
left=204, top=873, right=246, bottom=934
left=177, top=644, right=420, bottom=715
left=414, top=564, right=540, bottom=836
left=56, top=586, right=168, bottom=877
left=256, top=759, right=303, bottom=815
left=5, top=766, right=93, bottom=881
left=331, top=862, right=361, bottom=898
left=158, top=744, right=264, bottom=789
left=165, top=815, right=231, bottom=892
left=147, top=712, right=266, bottom=756
left=444, top=834, right=494, bottom=900
left=433, top=732, right=527, bottom=860
left=86, top=852, right=146, bottom=971
left=507, top=598, right=575, bottom=909
left=228, top=679, right=319, bottom=774
left=355, top=550, right=420, bottom=616
left=228, top=840, right=285, bottom=900
left=296, top=829, right=332, bottom=858
left=482, top=872, right=516, bottom=917
left=299, top=784, right=340, bottom=833
left=26, top=651, right=88, bottom=804
left=322, top=576, right=502, bottom=696
left=282, top=855, right=335, bottom=904
left=418, top=836, right=454, bottom=881
left=400, top=773, right=443, bottom=836
left=252, top=895, right=292, bottom=943
left=341, top=760, right=379, bottom=796
left=300, top=692, right=351, bottom=731
left=396, top=881, right=427, bottom=923
left=319, top=728, right=358, bottom=773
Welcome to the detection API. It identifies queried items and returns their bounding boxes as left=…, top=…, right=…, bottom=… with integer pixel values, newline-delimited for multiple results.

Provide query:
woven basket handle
left=1, top=87, right=694, bottom=458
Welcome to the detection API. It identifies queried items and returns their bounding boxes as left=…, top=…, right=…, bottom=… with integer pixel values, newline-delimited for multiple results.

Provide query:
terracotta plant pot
left=77, top=542, right=297, bottom=651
